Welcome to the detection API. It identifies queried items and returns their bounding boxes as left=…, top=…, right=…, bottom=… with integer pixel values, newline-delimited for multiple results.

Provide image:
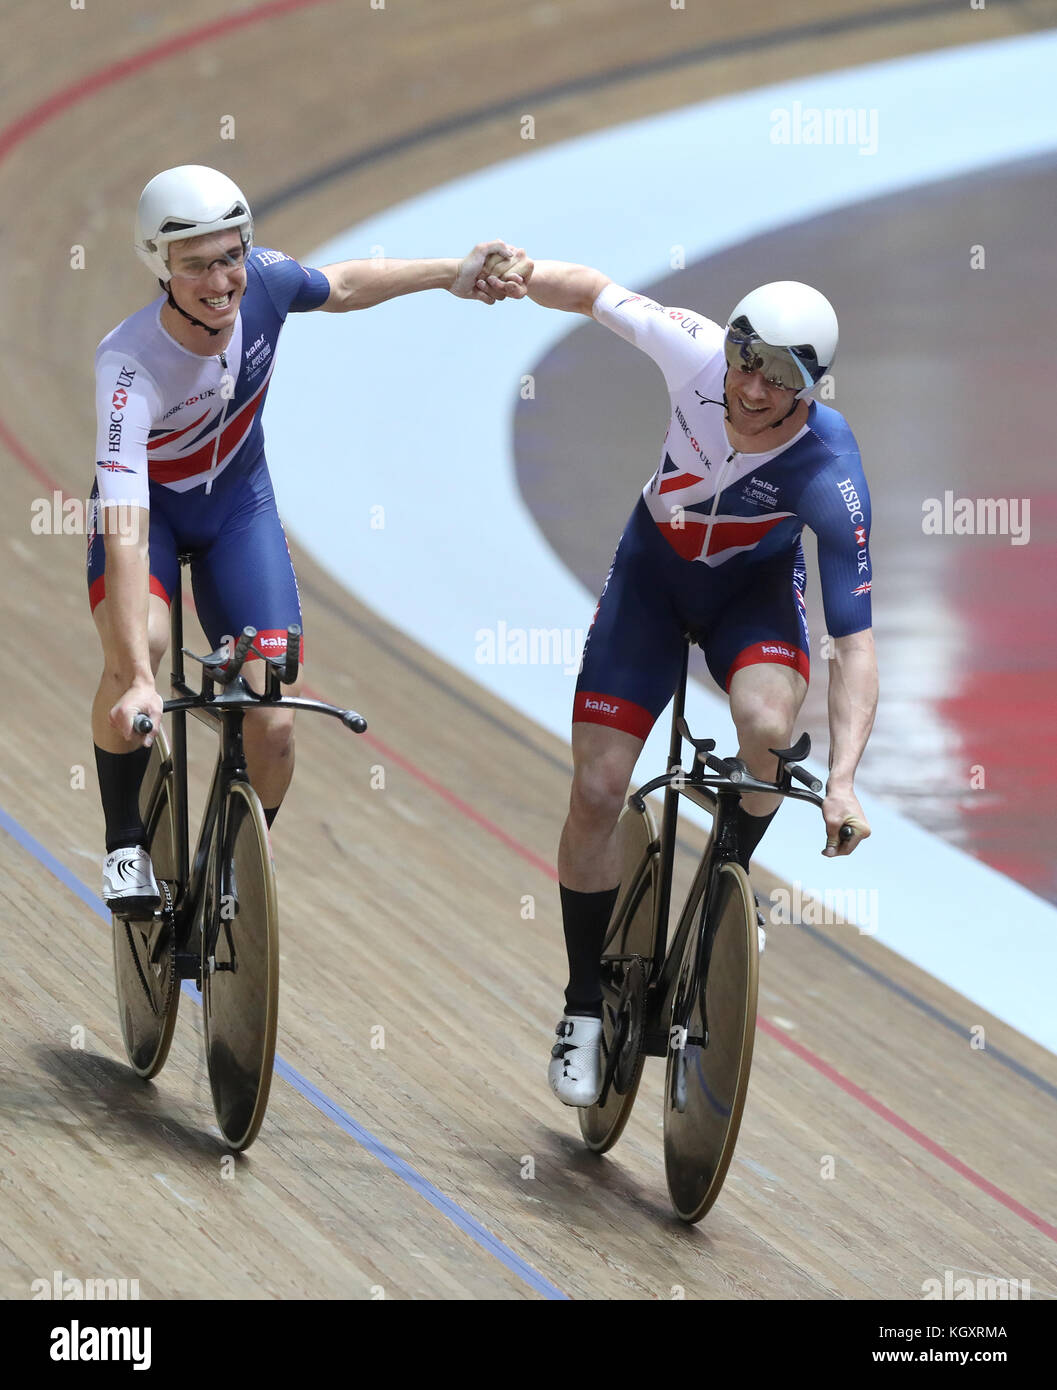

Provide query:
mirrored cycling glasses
left=723, top=317, right=815, bottom=392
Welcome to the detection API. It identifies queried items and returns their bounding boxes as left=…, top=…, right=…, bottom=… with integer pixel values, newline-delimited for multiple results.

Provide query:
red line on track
left=757, top=1017, right=1057, bottom=1243
left=301, top=682, right=559, bottom=883
left=0, top=0, right=334, bottom=166
left=2, top=3, right=1051, bottom=1256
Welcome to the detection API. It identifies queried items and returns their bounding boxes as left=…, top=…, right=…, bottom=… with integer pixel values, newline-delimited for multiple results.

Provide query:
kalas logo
left=585, top=698, right=620, bottom=714
left=112, top=388, right=127, bottom=410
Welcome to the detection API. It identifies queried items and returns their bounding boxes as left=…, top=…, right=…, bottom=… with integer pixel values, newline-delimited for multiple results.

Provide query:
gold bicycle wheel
left=663, top=860, right=758, bottom=1223
left=202, top=781, right=279, bottom=1152
left=112, top=730, right=181, bottom=1079
left=579, top=799, right=658, bottom=1153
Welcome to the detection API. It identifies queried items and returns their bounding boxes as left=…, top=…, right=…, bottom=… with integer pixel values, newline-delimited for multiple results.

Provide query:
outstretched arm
left=507, top=259, right=610, bottom=316
left=318, top=240, right=528, bottom=311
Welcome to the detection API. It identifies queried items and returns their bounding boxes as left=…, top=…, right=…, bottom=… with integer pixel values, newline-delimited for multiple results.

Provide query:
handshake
left=450, top=241, right=534, bottom=305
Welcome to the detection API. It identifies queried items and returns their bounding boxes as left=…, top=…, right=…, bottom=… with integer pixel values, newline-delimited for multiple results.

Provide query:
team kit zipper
left=204, top=350, right=231, bottom=496
left=699, top=450, right=737, bottom=556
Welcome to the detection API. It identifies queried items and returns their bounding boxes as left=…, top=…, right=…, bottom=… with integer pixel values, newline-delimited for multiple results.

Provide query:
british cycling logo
left=615, top=293, right=662, bottom=315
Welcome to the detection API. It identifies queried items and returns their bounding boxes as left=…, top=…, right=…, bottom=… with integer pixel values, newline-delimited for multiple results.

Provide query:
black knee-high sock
left=94, top=745, right=152, bottom=853
left=559, top=884, right=619, bottom=1018
left=734, top=804, right=778, bottom=872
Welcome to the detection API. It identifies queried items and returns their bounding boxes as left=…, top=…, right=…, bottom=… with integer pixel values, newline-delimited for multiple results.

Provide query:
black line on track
left=256, top=0, right=1017, bottom=215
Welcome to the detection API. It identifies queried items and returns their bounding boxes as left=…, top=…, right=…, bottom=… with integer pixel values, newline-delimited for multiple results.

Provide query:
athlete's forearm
left=525, top=261, right=611, bottom=316
left=826, top=629, right=878, bottom=790
left=319, top=258, right=458, bottom=312
left=101, top=514, right=153, bottom=684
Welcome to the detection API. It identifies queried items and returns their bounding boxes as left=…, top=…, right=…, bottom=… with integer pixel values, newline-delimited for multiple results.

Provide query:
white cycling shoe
left=103, top=845, right=160, bottom=919
left=548, top=1014, right=604, bottom=1107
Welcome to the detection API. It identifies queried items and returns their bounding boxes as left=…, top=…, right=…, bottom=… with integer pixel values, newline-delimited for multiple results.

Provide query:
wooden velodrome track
left=2, top=0, right=1056, bottom=1301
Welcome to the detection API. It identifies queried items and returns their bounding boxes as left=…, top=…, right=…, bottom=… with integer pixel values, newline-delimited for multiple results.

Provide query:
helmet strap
left=770, top=396, right=802, bottom=429
left=160, top=278, right=222, bottom=337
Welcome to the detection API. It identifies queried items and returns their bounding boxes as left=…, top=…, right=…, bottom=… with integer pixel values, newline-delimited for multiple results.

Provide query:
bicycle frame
left=155, top=554, right=367, bottom=983
left=606, top=641, right=824, bottom=1057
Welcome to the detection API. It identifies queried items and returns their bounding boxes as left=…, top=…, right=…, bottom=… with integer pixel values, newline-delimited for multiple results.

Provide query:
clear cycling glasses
left=723, top=316, right=820, bottom=392
left=168, top=245, right=247, bottom=282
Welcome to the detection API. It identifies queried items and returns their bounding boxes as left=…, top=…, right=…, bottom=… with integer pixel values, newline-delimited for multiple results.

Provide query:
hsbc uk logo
left=107, top=365, right=136, bottom=454
left=838, top=478, right=870, bottom=580
left=837, top=477, right=865, bottom=524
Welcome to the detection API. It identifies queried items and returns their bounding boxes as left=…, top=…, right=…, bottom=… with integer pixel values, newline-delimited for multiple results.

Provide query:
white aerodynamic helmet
left=134, top=165, right=253, bottom=281
left=724, top=280, right=838, bottom=398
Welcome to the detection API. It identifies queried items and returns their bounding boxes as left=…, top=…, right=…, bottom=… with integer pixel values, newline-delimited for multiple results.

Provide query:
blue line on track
left=8, top=801, right=1052, bottom=1112
left=0, top=804, right=569, bottom=1301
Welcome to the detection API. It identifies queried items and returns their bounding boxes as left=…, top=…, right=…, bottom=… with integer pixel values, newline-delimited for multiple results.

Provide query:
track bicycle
left=111, top=554, right=367, bottom=1151
left=579, top=640, right=851, bottom=1222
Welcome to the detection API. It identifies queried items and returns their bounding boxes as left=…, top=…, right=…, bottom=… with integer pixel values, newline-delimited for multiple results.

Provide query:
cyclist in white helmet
left=477, top=256, right=877, bottom=1106
left=92, top=164, right=526, bottom=916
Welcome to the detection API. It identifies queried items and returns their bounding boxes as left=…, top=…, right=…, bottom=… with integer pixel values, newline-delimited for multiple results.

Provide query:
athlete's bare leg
left=728, top=662, right=808, bottom=817
left=557, top=723, right=644, bottom=892
left=240, top=660, right=299, bottom=814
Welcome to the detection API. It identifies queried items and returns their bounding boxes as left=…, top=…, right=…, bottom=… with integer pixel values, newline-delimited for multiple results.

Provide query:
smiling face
left=724, top=363, right=805, bottom=438
left=165, top=230, right=248, bottom=331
